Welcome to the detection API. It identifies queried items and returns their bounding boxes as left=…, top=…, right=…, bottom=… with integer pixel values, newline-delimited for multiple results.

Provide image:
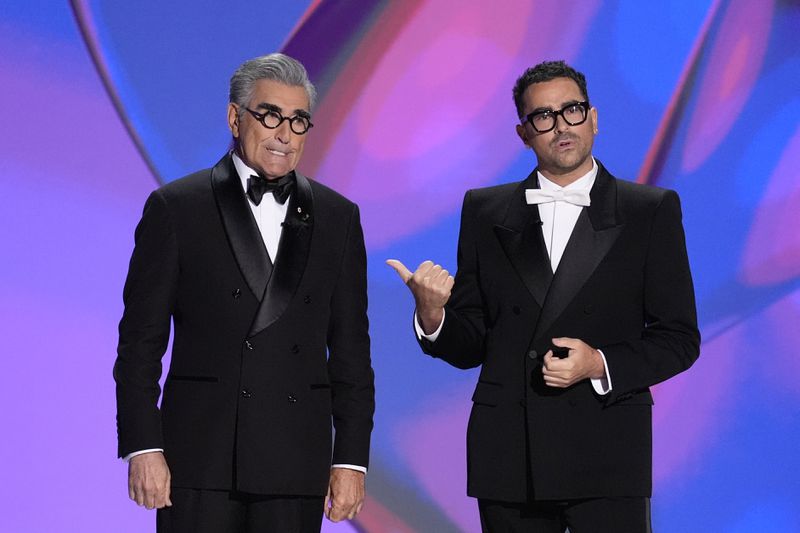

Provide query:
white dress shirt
left=415, top=158, right=612, bottom=395
left=232, top=153, right=289, bottom=262
left=126, top=154, right=366, bottom=474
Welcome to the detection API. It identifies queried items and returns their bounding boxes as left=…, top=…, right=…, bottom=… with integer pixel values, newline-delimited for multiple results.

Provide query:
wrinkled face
left=515, top=77, right=597, bottom=185
left=227, top=79, right=310, bottom=180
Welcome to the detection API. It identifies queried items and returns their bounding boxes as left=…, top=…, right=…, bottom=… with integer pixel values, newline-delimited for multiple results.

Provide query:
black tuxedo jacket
left=420, top=161, right=699, bottom=502
left=115, top=154, right=374, bottom=496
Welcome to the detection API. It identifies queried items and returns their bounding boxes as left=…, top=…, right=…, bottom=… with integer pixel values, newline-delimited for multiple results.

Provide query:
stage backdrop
left=1, top=1, right=798, bottom=531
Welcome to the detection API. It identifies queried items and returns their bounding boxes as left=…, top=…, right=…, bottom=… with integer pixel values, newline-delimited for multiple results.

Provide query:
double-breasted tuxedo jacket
left=115, top=154, right=374, bottom=496
left=420, top=161, right=699, bottom=502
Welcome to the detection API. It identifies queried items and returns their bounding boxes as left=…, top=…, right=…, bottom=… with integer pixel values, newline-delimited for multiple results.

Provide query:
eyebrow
left=530, top=99, right=583, bottom=114
left=255, top=102, right=310, bottom=118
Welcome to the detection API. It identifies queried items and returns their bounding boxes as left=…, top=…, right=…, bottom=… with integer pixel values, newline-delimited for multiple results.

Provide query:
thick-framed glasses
left=244, top=107, right=314, bottom=135
left=523, top=101, right=590, bottom=133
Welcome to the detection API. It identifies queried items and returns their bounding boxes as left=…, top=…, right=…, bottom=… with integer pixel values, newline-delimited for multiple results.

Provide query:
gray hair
left=229, top=53, right=317, bottom=115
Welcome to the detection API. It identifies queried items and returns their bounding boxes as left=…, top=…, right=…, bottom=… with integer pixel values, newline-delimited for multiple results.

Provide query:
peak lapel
left=494, top=174, right=553, bottom=308
left=249, top=172, right=314, bottom=336
left=534, top=164, right=624, bottom=338
left=211, top=154, right=272, bottom=301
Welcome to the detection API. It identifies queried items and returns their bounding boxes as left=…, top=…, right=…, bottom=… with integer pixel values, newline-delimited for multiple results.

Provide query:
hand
left=386, top=259, right=454, bottom=334
left=542, top=337, right=605, bottom=388
left=324, top=468, right=365, bottom=522
left=128, top=452, right=172, bottom=510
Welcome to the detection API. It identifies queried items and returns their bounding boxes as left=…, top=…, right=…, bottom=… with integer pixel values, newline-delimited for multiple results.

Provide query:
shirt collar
left=231, top=152, right=257, bottom=194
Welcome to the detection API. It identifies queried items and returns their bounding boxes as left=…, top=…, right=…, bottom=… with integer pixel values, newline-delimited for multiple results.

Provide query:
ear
left=227, top=103, right=240, bottom=138
left=590, top=106, right=598, bottom=134
left=516, top=123, right=532, bottom=148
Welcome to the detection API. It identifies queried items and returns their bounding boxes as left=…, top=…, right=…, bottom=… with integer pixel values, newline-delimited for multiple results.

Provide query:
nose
left=274, top=119, right=292, bottom=144
left=553, top=112, right=570, bottom=134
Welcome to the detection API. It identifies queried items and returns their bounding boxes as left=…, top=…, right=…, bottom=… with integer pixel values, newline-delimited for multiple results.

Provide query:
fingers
left=326, top=469, right=365, bottom=522
left=387, top=259, right=454, bottom=313
left=385, top=259, right=413, bottom=284
left=542, top=355, right=572, bottom=388
left=324, top=484, right=332, bottom=519
left=542, top=339, right=599, bottom=387
left=128, top=452, right=171, bottom=510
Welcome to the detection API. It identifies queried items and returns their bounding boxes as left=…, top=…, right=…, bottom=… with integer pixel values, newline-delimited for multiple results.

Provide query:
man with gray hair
left=115, top=52, right=374, bottom=532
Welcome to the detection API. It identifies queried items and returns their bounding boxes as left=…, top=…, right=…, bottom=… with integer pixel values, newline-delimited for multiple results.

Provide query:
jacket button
left=241, top=389, right=251, bottom=398
left=287, top=394, right=297, bottom=403
left=527, top=350, right=538, bottom=360
left=232, top=288, right=241, bottom=299
left=569, top=399, right=577, bottom=407
left=291, top=344, right=300, bottom=354
left=304, top=295, right=312, bottom=304
left=512, top=305, right=521, bottom=315
left=584, top=304, right=594, bottom=315
left=245, top=340, right=254, bottom=350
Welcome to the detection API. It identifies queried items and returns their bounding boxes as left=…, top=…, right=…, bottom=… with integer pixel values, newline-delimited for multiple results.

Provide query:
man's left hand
left=542, top=337, right=605, bottom=388
left=324, top=468, right=365, bottom=522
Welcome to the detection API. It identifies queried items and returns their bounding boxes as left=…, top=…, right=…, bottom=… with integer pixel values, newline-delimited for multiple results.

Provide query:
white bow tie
left=525, top=188, right=591, bottom=207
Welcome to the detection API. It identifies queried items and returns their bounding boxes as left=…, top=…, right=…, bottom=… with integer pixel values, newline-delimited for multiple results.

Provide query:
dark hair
left=512, top=60, right=589, bottom=118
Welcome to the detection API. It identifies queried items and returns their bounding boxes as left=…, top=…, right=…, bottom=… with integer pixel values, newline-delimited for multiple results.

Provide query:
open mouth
left=554, top=137, right=575, bottom=150
left=267, top=149, right=288, bottom=157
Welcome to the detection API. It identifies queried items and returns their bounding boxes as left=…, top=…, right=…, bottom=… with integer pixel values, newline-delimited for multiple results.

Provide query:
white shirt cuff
left=414, top=310, right=445, bottom=341
left=590, top=349, right=612, bottom=395
left=332, top=464, right=367, bottom=474
left=122, top=448, right=164, bottom=462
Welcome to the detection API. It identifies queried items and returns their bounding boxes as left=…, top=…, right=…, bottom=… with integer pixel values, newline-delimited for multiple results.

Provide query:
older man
left=115, top=53, right=374, bottom=533
left=389, top=60, right=699, bottom=532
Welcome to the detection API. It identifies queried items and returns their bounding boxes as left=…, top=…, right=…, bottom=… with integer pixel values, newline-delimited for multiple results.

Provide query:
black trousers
left=478, top=497, right=652, bottom=533
left=157, top=488, right=324, bottom=533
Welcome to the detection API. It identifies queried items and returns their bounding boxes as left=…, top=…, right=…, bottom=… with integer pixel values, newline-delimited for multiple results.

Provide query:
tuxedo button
left=568, top=399, right=577, bottom=407
left=304, top=295, right=312, bottom=304
left=245, top=341, right=254, bottom=350
left=287, top=394, right=297, bottom=403
left=232, top=288, right=241, bottom=299
left=527, top=350, right=538, bottom=360
left=512, top=305, right=521, bottom=315
left=583, top=304, right=594, bottom=315
left=241, top=389, right=251, bottom=398
left=291, top=344, right=300, bottom=354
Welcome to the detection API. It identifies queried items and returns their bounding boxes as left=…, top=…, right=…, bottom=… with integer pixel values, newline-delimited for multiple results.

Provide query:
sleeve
left=327, top=204, right=375, bottom=468
left=600, top=190, right=700, bottom=404
left=417, top=190, right=488, bottom=369
left=413, top=310, right=445, bottom=341
left=114, top=189, right=179, bottom=458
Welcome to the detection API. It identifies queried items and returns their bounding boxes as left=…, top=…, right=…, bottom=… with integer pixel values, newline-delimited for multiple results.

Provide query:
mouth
left=553, top=136, right=575, bottom=151
left=267, top=148, right=289, bottom=157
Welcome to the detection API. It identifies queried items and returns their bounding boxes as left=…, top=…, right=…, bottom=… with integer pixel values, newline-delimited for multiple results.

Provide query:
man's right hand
left=386, top=259, right=454, bottom=334
left=128, top=451, right=172, bottom=510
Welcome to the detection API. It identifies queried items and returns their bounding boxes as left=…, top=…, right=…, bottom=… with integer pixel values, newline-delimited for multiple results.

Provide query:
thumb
left=386, top=259, right=413, bottom=284
left=552, top=337, right=577, bottom=348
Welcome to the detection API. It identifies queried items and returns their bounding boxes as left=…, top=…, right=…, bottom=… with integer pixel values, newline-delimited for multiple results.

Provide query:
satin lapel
left=493, top=175, right=553, bottom=308
left=534, top=164, right=623, bottom=338
left=211, top=154, right=271, bottom=301
left=249, top=172, right=314, bottom=336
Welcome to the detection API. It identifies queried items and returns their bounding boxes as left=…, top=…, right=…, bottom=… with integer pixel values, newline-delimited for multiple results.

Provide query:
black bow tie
left=246, top=173, right=295, bottom=205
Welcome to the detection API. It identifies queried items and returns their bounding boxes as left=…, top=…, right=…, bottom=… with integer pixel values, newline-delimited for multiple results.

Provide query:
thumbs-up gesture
left=386, top=259, right=454, bottom=334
